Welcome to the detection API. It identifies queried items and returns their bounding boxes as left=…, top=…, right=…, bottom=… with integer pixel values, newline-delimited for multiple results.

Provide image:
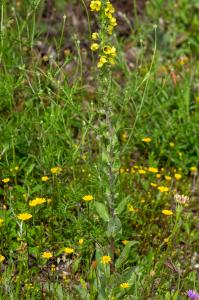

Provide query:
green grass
left=0, top=0, right=199, bottom=299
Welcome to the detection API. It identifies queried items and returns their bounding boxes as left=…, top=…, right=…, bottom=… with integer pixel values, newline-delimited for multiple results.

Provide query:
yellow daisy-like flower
left=158, top=186, right=169, bottom=193
left=42, top=251, right=53, bottom=259
left=17, top=213, right=32, bottom=221
left=103, top=45, right=116, bottom=56
left=127, top=204, right=138, bottom=213
left=174, top=173, right=182, bottom=180
left=90, top=43, right=99, bottom=51
left=0, top=218, right=4, bottom=226
left=64, top=247, right=74, bottom=254
left=97, top=56, right=107, bottom=68
left=101, top=255, right=111, bottom=264
left=190, top=166, right=197, bottom=173
left=165, top=175, right=172, bottom=181
left=0, top=255, right=5, bottom=262
left=41, top=176, right=49, bottom=182
left=2, top=178, right=10, bottom=184
left=109, top=16, right=117, bottom=27
left=50, top=167, right=62, bottom=174
left=148, top=167, right=158, bottom=173
left=142, top=137, right=151, bottom=143
left=122, top=240, right=129, bottom=245
left=162, top=209, right=173, bottom=216
left=78, top=238, right=84, bottom=245
left=120, top=282, right=130, bottom=289
left=156, top=173, right=161, bottom=178
left=150, top=183, right=157, bottom=188
left=92, top=32, right=99, bottom=40
left=90, top=0, right=101, bottom=12
left=138, top=169, right=146, bottom=174
left=29, top=197, right=46, bottom=207
left=82, top=195, right=93, bottom=202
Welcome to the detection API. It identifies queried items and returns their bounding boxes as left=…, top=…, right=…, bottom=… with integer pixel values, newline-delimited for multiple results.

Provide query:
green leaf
left=107, top=216, right=122, bottom=238
left=115, top=241, right=138, bottom=270
left=115, top=197, right=130, bottom=215
left=94, top=202, right=109, bottom=222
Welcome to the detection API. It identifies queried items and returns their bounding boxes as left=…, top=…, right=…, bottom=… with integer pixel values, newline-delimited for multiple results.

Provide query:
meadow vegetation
left=0, top=0, right=199, bottom=299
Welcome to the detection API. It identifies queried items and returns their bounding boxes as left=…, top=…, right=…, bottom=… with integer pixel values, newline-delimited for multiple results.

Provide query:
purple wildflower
left=187, top=290, right=199, bottom=300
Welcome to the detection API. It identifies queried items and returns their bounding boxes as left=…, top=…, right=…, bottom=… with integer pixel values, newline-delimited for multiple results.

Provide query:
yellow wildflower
left=0, top=218, right=4, bottom=226
left=42, top=251, right=53, bottom=259
left=92, top=32, right=99, bottom=40
left=90, top=43, right=99, bottom=51
left=103, top=45, right=116, bottom=56
left=29, top=197, right=46, bottom=207
left=90, top=0, right=101, bottom=12
left=165, top=175, right=172, bottom=181
left=97, top=55, right=107, bottom=68
left=101, top=255, right=111, bottom=264
left=148, top=167, right=158, bottom=173
left=163, top=237, right=169, bottom=243
left=174, top=173, right=182, bottom=180
left=127, top=204, right=138, bottom=212
left=64, top=247, right=74, bottom=254
left=162, top=209, right=173, bottom=216
left=51, top=167, right=62, bottom=174
left=17, top=213, right=32, bottom=221
left=122, top=240, right=128, bottom=245
left=150, top=183, right=157, bottom=188
left=120, top=282, right=130, bottom=289
left=0, top=255, right=5, bottom=262
left=2, top=178, right=10, bottom=184
left=41, top=176, right=49, bottom=182
left=169, top=142, right=175, bottom=147
left=158, top=186, right=169, bottom=193
left=82, top=195, right=93, bottom=202
left=109, top=16, right=117, bottom=27
left=107, top=25, right=114, bottom=35
left=108, top=57, right=116, bottom=65
left=190, top=166, right=197, bottom=174
left=156, top=173, right=161, bottom=178
left=78, top=238, right=84, bottom=245
left=142, top=137, right=151, bottom=143
left=138, top=169, right=146, bottom=174
left=121, top=132, right=128, bottom=141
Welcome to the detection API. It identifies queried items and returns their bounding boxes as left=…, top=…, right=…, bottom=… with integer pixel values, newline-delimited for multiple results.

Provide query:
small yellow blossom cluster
left=90, top=1, right=117, bottom=68
left=82, top=195, right=93, bottom=202
left=2, top=178, right=10, bottom=184
left=51, top=166, right=62, bottom=174
left=42, top=251, right=53, bottom=259
left=29, top=197, right=46, bottom=207
left=17, top=213, right=32, bottom=221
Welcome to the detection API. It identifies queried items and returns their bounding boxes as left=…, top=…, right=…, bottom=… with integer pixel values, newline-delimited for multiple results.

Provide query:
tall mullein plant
left=89, top=0, right=121, bottom=272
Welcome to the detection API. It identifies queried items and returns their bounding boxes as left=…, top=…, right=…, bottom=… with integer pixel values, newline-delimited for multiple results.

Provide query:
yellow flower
left=162, top=209, right=173, bottom=216
left=97, top=56, right=107, bottom=68
left=138, top=169, right=146, bottom=174
left=169, top=142, right=175, bottom=147
left=90, top=43, right=99, bottom=51
left=190, top=166, right=197, bottom=173
left=163, top=237, right=169, bottom=243
left=107, top=25, right=114, bottom=35
left=64, top=247, right=74, bottom=254
left=41, top=176, right=49, bottom=182
left=90, top=0, right=101, bottom=12
left=0, top=218, right=4, bottom=226
left=0, top=255, right=5, bottom=262
left=121, top=132, right=128, bottom=141
left=42, top=251, right=53, bottom=259
left=158, top=186, right=169, bottom=193
left=150, top=182, right=157, bottom=188
left=174, top=173, right=182, bottom=180
left=127, top=204, right=138, bottom=212
left=148, top=167, right=158, bottom=173
left=29, top=197, right=46, bottom=207
left=17, top=213, right=32, bottom=221
left=101, top=255, right=111, bottom=264
left=142, top=137, right=151, bottom=143
left=108, top=57, right=116, bottom=65
left=103, top=45, right=116, bottom=56
left=51, top=167, right=62, bottom=174
left=120, top=282, right=130, bottom=289
left=109, top=16, right=117, bottom=27
left=122, top=240, right=129, bottom=245
left=2, top=178, right=10, bottom=183
left=165, top=175, right=172, bottom=181
left=92, top=32, right=99, bottom=40
left=78, top=238, right=84, bottom=245
left=156, top=173, right=161, bottom=178
left=195, top=95, right=199, bottom=103
left=82, top=195, right=93, bottom=202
